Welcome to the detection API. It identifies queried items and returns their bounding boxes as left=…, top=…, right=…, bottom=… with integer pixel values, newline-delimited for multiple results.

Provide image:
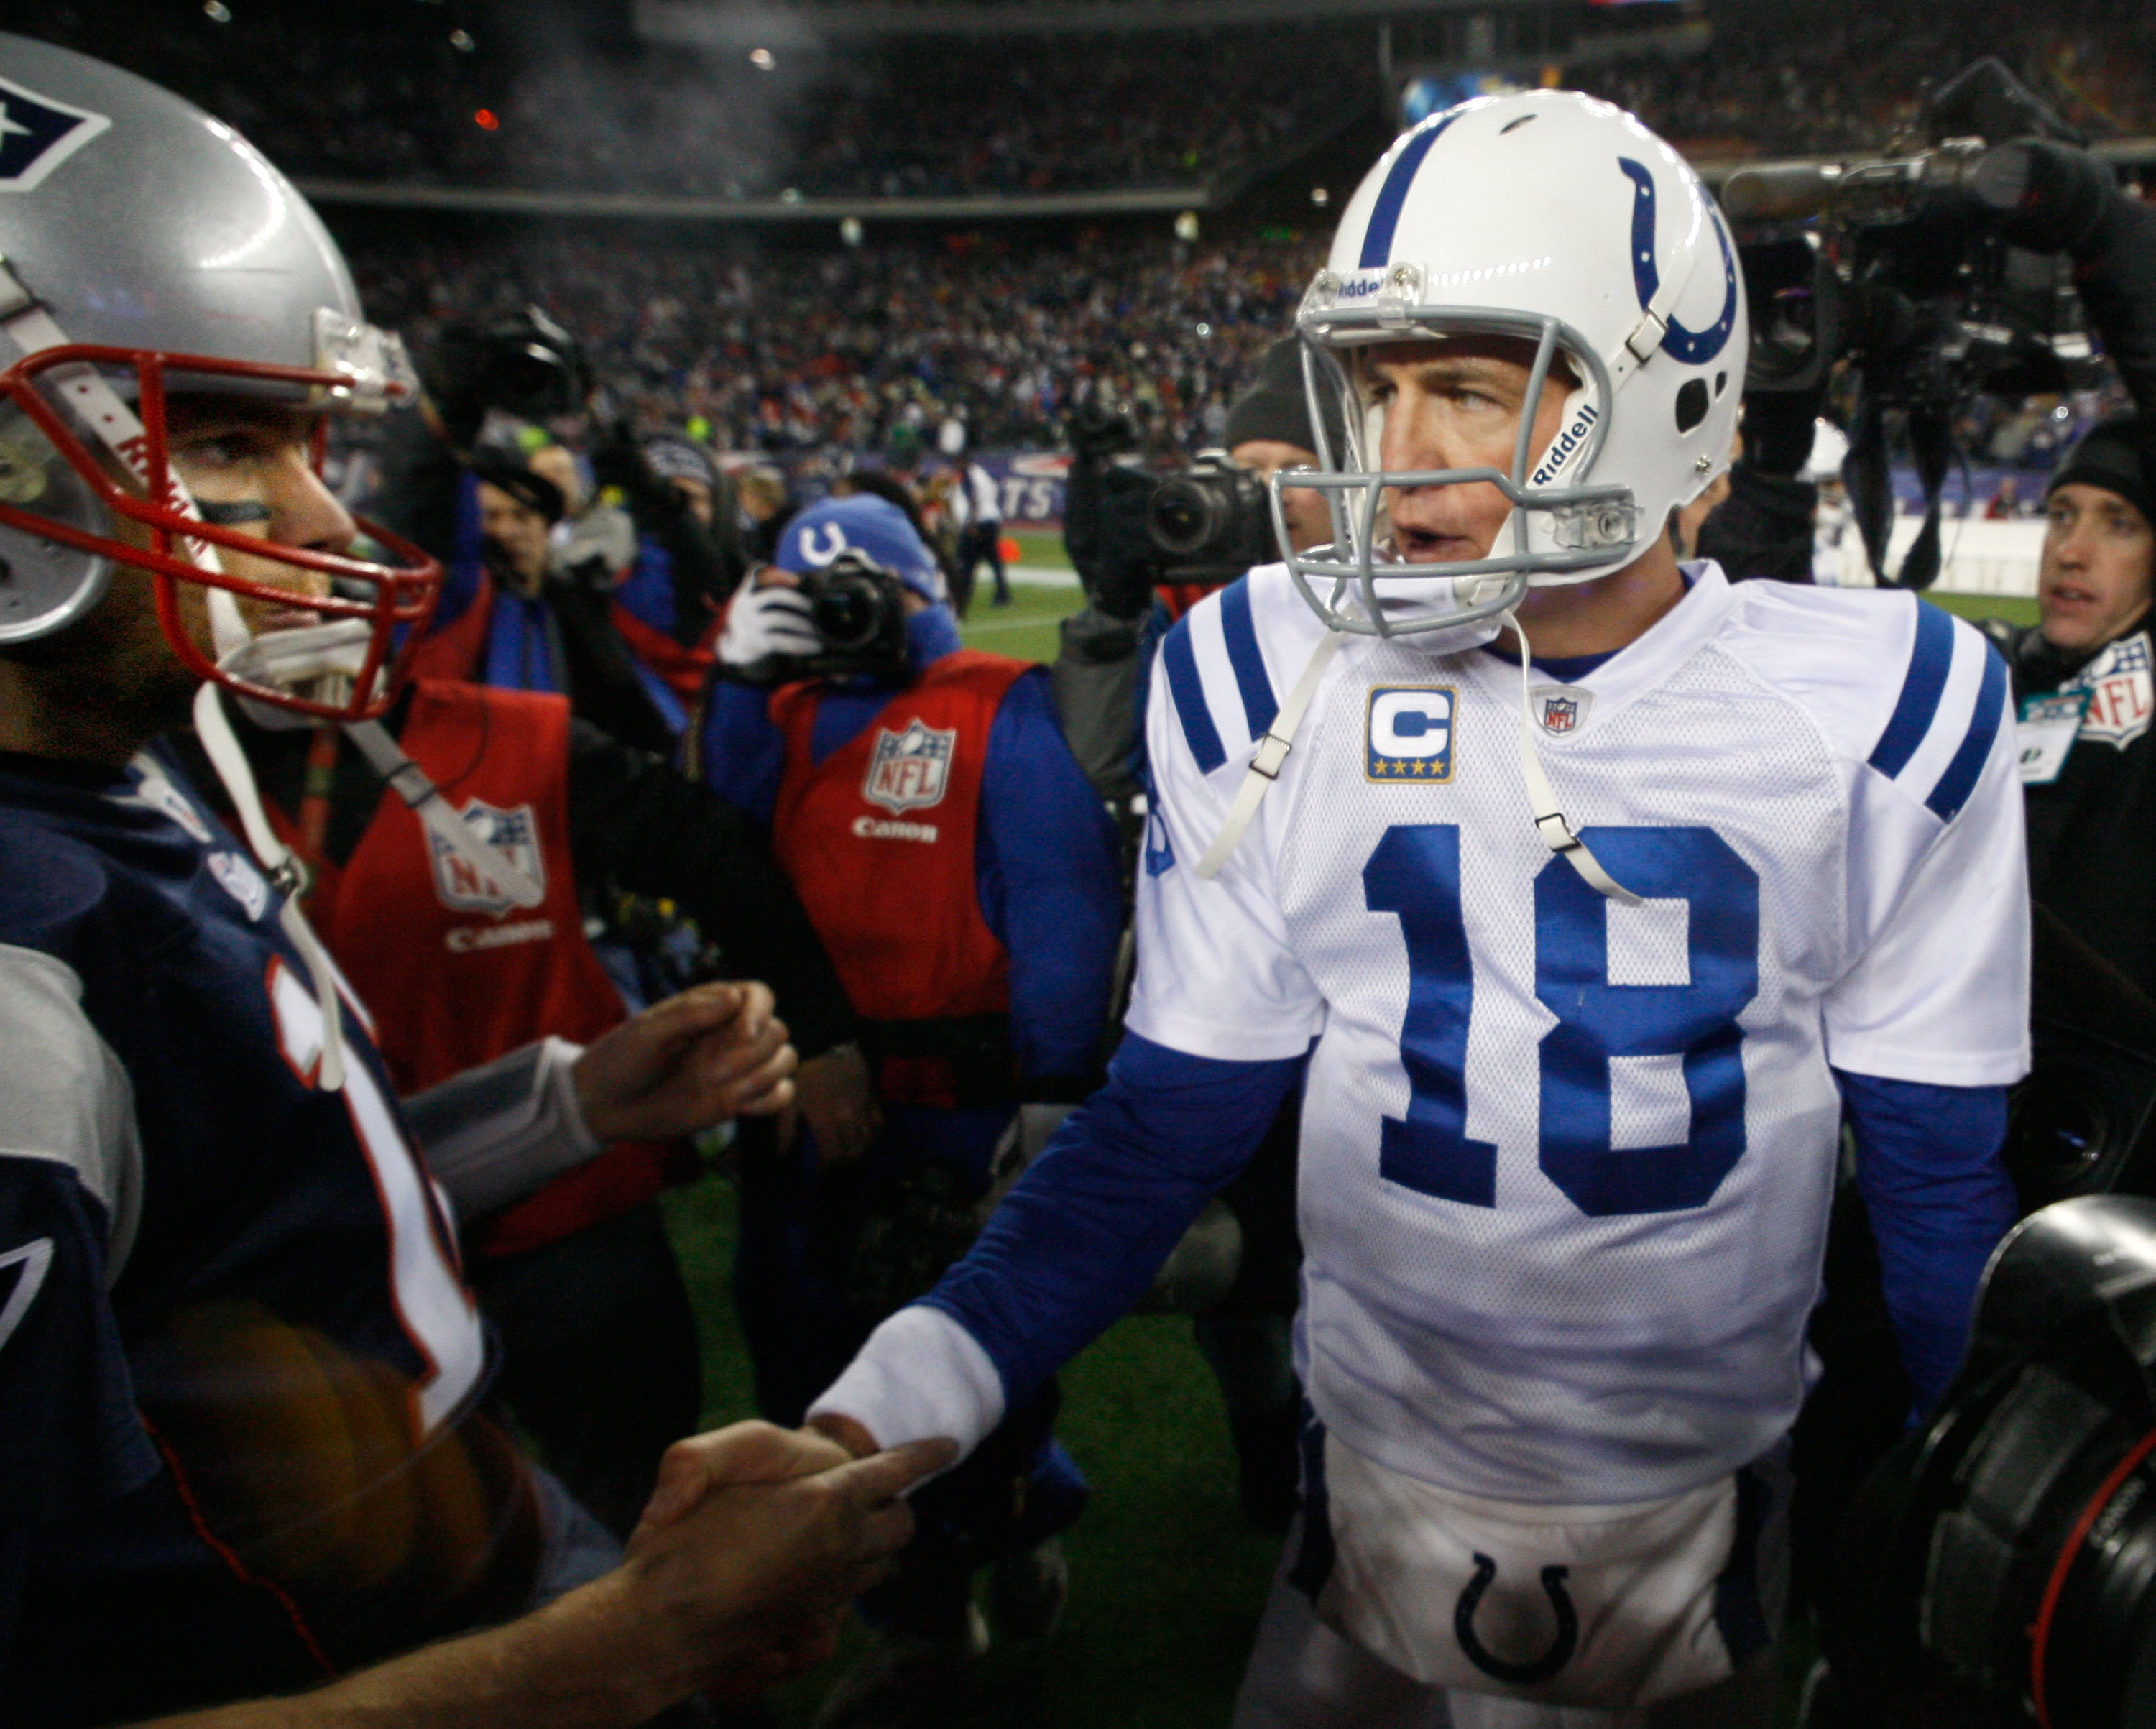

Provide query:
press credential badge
left=2017, top=689, right=2091, bottom=785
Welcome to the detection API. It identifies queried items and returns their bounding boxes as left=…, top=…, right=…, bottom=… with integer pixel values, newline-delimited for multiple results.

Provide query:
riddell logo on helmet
left=1529, top=404, right=1598, bottom=488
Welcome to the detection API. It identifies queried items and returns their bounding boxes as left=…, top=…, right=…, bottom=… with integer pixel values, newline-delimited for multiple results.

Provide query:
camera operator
left=1708, top=57, right=2156, bottom=590
left=1982, top=417, right=2156, bottom=1000
left=693, top=495, right=1123, bottom=1717
left=370, top=320, right=682, bottom=756
left=1051, top=341, right=1345, bottom=813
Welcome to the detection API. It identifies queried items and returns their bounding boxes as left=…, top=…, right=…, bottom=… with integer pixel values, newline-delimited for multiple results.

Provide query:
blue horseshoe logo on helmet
left=1618, top=157, right=1738, bottom=364
left=1454, top=1552, right=1579, bottom=1686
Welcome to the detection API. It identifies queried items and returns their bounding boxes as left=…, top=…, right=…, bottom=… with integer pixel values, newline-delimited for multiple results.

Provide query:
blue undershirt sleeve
left=925, top=1030, right=1302, bottom=1408
left=1838, top=1067, right=2018, bottom=1414
left=696, top=684, right=787, bottom=826
left=975, top=670, right=1125, bottom=1089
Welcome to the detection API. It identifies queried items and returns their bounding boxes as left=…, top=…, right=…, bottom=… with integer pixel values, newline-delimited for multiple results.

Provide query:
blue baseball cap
left=775, top=495, right=947, bottom=604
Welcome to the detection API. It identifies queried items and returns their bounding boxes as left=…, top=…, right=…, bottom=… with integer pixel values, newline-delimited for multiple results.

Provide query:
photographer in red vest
left=696, top=494, right=1123, bottom=1720
left=190, top=672, right=872, bottom=1541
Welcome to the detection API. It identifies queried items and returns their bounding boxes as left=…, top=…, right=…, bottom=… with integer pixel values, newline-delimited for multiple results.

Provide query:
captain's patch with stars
left=1366, top=687, right=1456, bottom=783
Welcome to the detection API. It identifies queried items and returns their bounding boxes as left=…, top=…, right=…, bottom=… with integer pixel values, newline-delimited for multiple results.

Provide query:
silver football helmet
left=0, top=33, right=438, bottom=719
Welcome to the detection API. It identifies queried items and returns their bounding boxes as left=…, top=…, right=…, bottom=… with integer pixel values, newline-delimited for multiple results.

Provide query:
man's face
left=1231, top=438, right=1329, bottom=553
left=477, top=482, right=554, bottom=594
left=2039, top=482, right=2155, bottom=654
left=527, top=445, right=584, bottom=517
left=1358, top=336, right=1573, bottom=565
left=41, top=398, right=354, bottom=711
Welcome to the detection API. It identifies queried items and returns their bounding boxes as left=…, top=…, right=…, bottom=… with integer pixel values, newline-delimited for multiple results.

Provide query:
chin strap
left=1196, top=627, right=1345, bottom=880
left=1498, top=609, right=1641, bottom=905
left=193, top=683, right=349, bottom=1092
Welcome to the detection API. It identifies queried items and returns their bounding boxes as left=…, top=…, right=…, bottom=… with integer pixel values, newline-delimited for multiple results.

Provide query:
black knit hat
left=1224, top=336, right=1347, bottom=460
left=2048, top=412, right=2156, bottom=528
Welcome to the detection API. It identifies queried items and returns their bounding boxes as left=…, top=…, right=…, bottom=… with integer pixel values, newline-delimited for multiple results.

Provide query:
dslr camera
left=1062, top=402, right=1286, bottom=618
left=1146, top=451, right=1278, bottom=586
left=732, top=550, right=912, bottom=688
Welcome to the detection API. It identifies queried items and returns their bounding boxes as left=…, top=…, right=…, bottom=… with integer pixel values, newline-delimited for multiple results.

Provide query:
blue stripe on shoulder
left=1160, top=615, right=1226, bottom=775
left=1358, top=110, right=1463, bottom=269
left=1924, top=643, right=2008, bottom=822
left=1217, top=579, right=1279, bottom=742
left=1869, top=600, right=1956, bottom=780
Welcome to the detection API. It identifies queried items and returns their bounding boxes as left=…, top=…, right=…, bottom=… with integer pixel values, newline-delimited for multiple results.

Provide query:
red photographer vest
left=770, top=651, right=1028, bottom=1102
left=283, top=680, right=686, bottom=1260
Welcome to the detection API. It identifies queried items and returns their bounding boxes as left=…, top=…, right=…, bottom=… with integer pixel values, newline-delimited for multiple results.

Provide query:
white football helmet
left=1284, top=90, right=1748, bottom=638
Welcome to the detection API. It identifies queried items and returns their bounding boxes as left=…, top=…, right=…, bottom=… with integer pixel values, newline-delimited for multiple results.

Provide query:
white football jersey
left=1132, top=561, right=2029, bottom=1506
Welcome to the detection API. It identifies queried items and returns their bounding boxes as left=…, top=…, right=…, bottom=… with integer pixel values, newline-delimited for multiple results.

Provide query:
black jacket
left=1991, top=618, right=2156, bottom=1002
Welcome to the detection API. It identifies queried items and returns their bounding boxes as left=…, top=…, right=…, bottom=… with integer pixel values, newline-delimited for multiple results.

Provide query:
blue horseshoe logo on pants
left=1454, top=1552, right=1580, bottom=1685
left=1618, top=158, right=1738, bottom=365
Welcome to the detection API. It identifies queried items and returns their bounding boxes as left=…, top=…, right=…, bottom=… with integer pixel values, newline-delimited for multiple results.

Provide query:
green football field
left=659, top=558, right=2014, bottom=1724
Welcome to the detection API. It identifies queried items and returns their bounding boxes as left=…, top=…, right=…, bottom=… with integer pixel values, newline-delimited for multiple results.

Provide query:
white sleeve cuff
left=808, top=1304, right=1008, bottom=1462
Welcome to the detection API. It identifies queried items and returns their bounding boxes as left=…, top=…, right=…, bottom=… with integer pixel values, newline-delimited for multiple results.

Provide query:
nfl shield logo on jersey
left=1366, top=687, right=1456, bottom=782
left=1530, top=685, right=1594, bottom=737
left=863, top=719, right=956, bottom=814
left=429, top=801, right=546, bottom=918
left=0, top=75, right=111, bottom=190
left=2073, top=631, right=2154, bottom=748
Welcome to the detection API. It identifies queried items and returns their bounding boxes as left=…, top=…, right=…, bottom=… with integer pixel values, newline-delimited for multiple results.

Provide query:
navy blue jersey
left=0, top=747, right=536, bottom=1726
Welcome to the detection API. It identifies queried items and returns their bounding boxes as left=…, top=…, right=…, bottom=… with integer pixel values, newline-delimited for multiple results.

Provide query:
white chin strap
left=216, top=625, right=546, bottom=915
left=1196, top=609, right=1639, bottom=905
left=193, top=682, right=351, bottom=1091
left=1494, top=609, right=1639, bottom=905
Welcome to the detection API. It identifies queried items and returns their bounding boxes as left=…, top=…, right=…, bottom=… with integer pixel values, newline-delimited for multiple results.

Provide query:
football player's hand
left=599, top=1421, right=954, bottom=1697
left=573, top=981, right=796, bottom=1142
left=788, top=1042, right=878, bottom=1163
left=719, top=577, right=819, bottom=668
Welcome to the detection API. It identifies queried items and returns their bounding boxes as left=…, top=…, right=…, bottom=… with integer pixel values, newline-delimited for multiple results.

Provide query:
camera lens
left=811, top=572, right=883, bottom=653
left=1149, top=477, right=1224, bottom=556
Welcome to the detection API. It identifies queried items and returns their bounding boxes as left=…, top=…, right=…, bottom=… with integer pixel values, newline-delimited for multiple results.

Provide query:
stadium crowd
left=1575, top=0, right=2156, bottom=156
left=351, top=229, right=1328, bottom=457
left=22, top=0, right=2156, bottom=207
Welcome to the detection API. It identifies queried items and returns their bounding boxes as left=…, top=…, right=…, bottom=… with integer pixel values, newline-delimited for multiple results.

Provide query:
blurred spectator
left=951, top=457, right=1010, bottom=613
left=1984, top=415, right=2156, bottom=997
